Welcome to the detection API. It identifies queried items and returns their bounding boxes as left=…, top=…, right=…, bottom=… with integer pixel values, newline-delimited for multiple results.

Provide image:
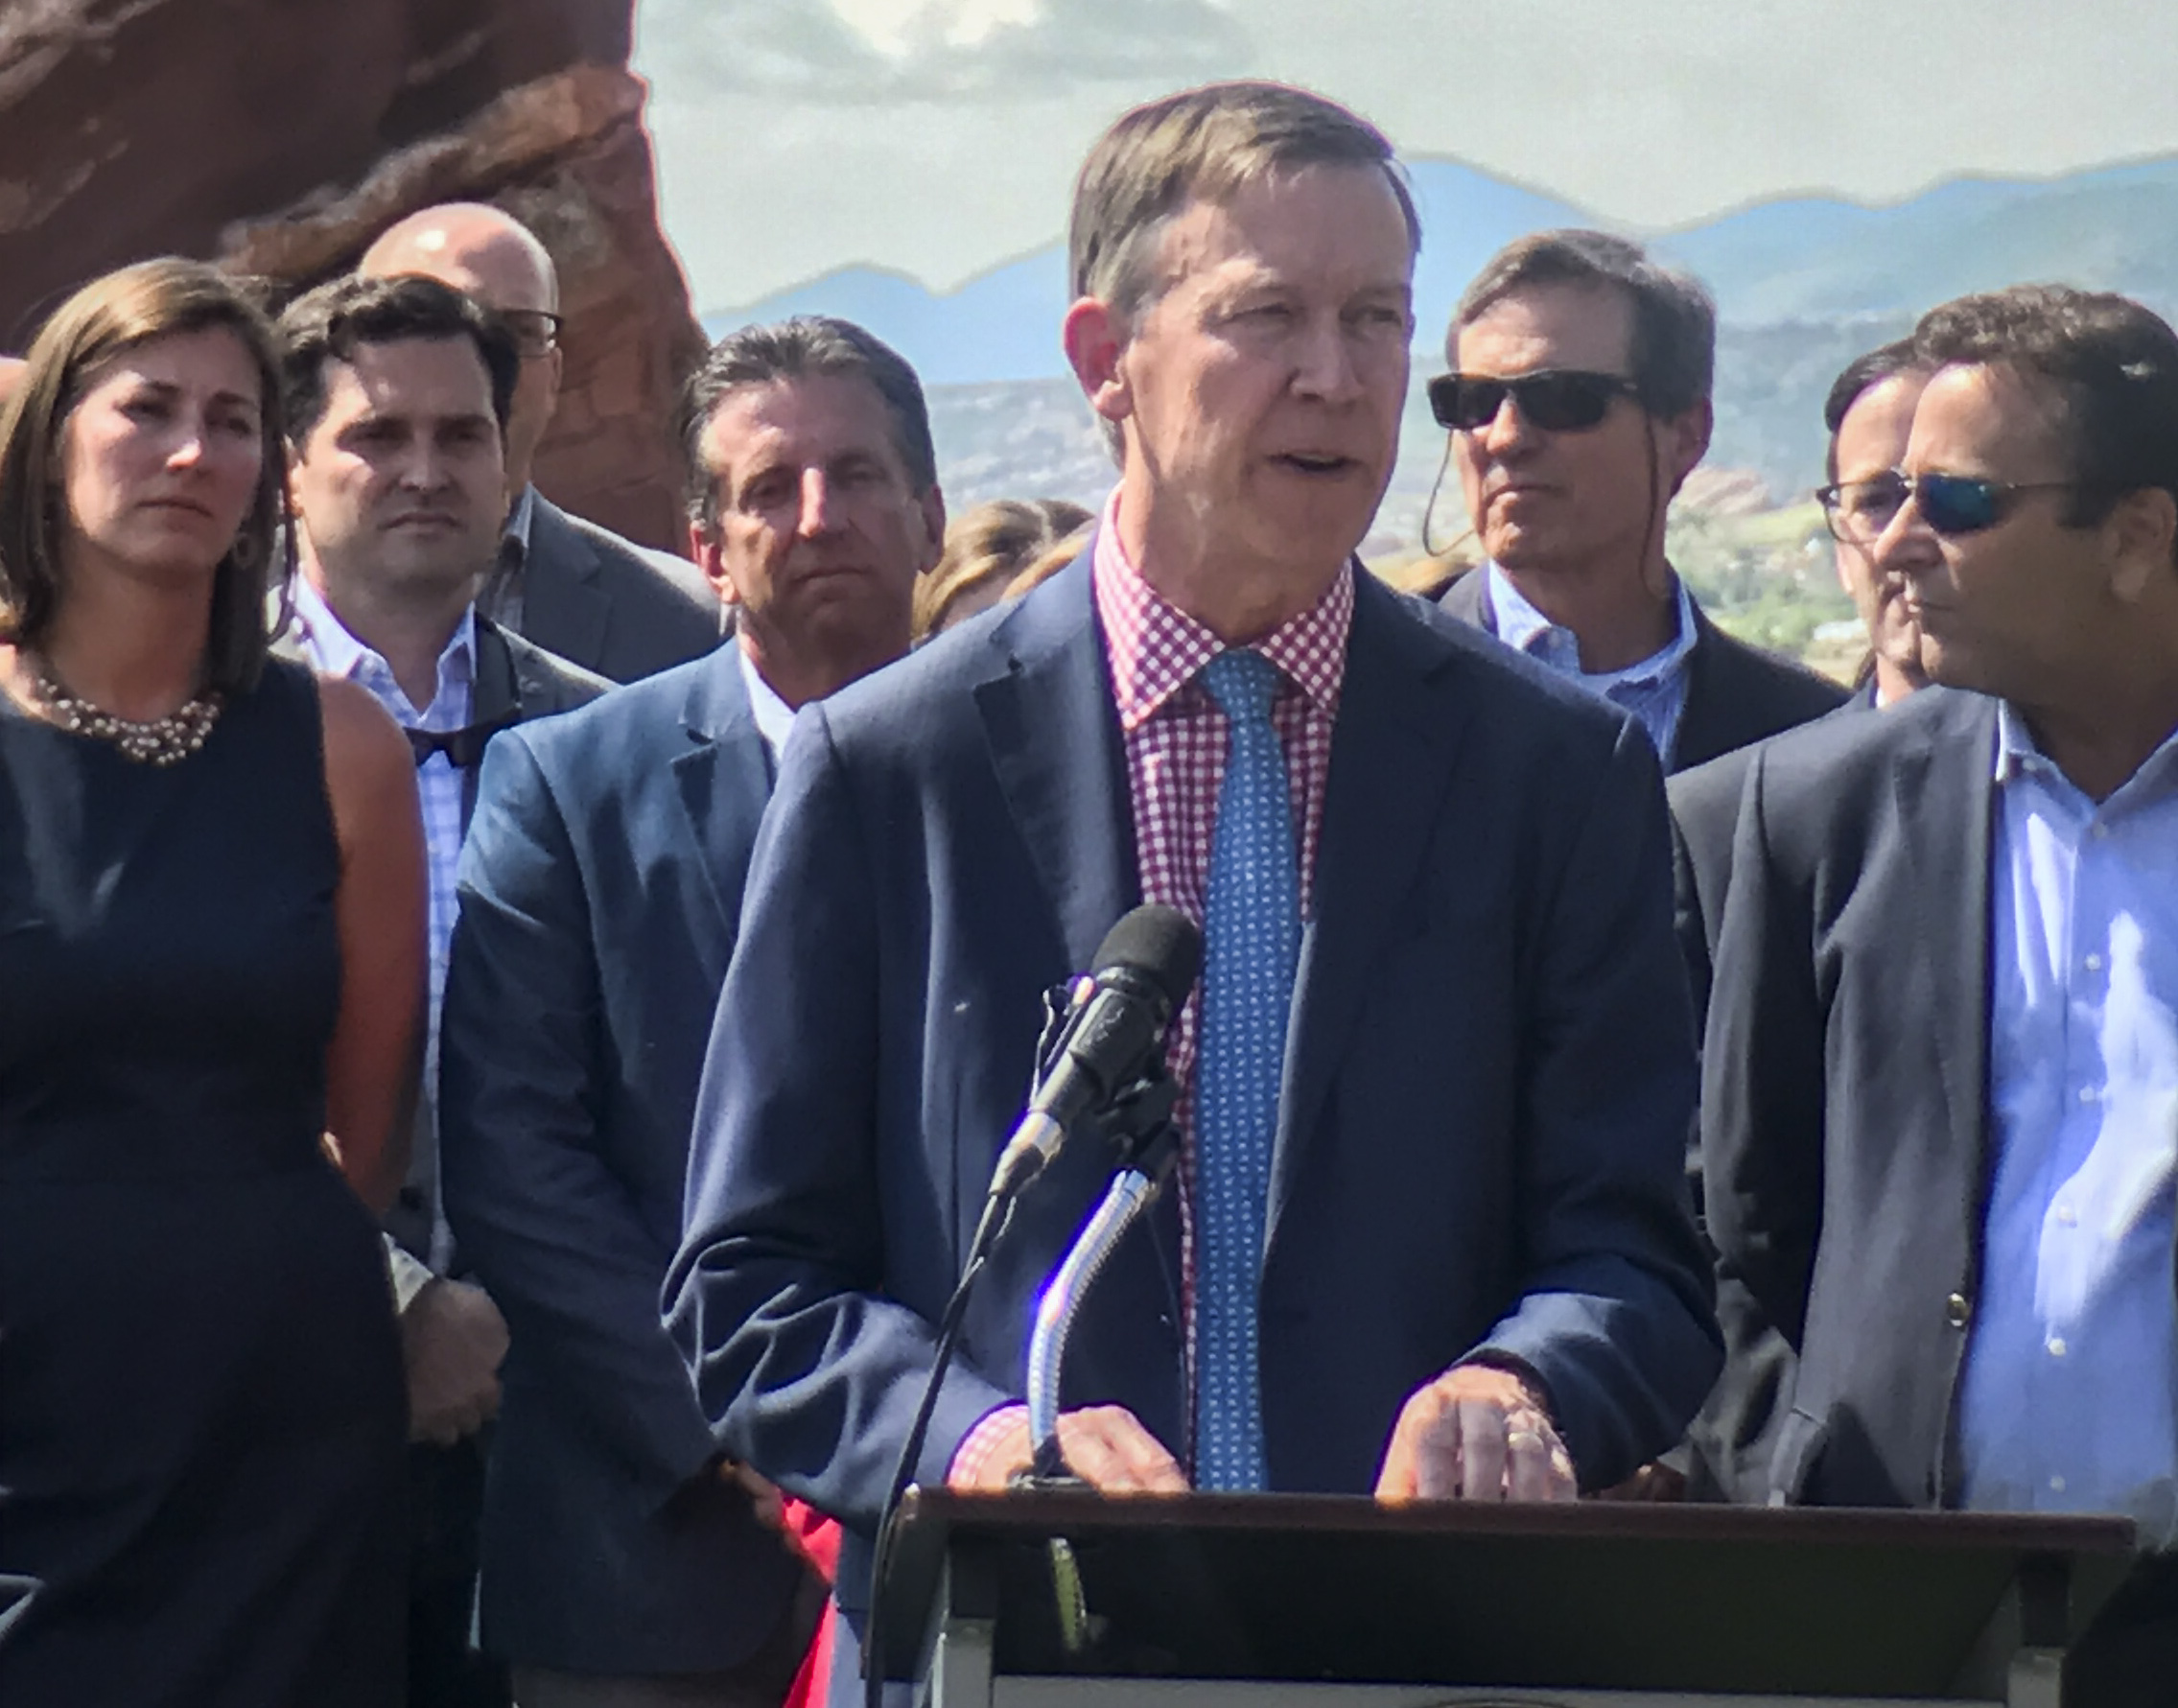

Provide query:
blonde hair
left=0, top=258, right=290, bottom=694
left=914, top=499, right=1091, bottom=641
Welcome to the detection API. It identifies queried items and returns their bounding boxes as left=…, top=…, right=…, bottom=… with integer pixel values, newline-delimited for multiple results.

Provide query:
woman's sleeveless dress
left=0, top=657, right=406, bottom=1705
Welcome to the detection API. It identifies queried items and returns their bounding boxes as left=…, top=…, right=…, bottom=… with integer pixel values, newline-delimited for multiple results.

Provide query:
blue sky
left=634, top=0, right=2178, bottom=312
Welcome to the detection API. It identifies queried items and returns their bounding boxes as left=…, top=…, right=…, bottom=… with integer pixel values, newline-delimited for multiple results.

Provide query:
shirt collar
left=501, top=483, right=538, bottom=557
left=738, top=642, right=797, bottom=763
left=289, top=573, right=477, bottom=723
left=1089, top=485, right=1353, bottom=734
left=1487, top=560, right=1698, bottom=690
left=1995, top=699, right=2178, bottom=810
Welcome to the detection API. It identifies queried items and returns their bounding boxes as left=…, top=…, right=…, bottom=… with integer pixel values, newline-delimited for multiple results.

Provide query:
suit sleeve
left=439, top=731, right=722, bottom=1509
left=667, top=706, right=1014, bottom=1535
left=1467, top=714, right=1723, bottom=1488
left=1700, top=743, right=1827, bottom=1353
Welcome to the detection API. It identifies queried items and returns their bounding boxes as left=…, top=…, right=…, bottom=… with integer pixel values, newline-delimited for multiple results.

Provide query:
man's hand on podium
left=1373, top=1364, right=1577, bottom=1504
left=947, top=1403, right=1188, bottom=1494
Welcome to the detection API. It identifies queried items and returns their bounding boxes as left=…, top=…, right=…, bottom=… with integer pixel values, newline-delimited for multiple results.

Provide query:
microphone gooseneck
left=863, top=905, right=1201, bottom=1708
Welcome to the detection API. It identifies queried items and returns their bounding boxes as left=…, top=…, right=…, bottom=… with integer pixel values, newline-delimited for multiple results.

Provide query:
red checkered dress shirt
left=949, top=489, right=1352, bottom=1483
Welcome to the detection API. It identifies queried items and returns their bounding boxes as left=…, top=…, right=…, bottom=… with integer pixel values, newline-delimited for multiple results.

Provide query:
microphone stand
left=1022, top=1073, right=1181, bottom=1483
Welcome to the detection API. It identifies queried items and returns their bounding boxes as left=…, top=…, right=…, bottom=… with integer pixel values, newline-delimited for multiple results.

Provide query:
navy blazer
left=439, top=649, right=804, bottom=1673
left=1439, top=568, right=1848, bottom=773
left=1702, top=687, right=2011, bottom=1508
left=667, top=554, right=1720, bottom=1621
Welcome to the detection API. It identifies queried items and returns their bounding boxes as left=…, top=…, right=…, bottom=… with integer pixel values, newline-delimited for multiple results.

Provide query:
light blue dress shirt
left=1955, top=704, right=2178, bottom=1548
left=1486, top=562, right=1698, bottom=767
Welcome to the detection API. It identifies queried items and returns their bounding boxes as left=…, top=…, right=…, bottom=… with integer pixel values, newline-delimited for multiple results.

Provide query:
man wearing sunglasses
left=1435, top=230, right=1844, bottom=775
left=363, top=203, right=721, bottom=685
left=1704, top=285, right=2178, bottom=1704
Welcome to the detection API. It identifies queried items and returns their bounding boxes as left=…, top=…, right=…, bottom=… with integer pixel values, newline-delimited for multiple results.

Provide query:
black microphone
left=986, top=904, right=1202, bottom=1202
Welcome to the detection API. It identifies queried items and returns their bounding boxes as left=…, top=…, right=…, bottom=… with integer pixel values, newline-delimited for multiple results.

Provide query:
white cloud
left=640, top=0, right=1250, bottom=102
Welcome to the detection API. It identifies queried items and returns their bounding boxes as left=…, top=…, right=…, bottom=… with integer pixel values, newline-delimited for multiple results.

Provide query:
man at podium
left=667, top=81, right=1720, bottom=1702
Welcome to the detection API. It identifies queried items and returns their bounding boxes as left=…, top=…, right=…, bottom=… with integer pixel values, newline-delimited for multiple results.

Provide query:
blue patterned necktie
left=1191, top=647, right=1300, bottom=1492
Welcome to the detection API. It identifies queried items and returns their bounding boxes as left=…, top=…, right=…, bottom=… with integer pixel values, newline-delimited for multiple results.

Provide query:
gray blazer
left=518, top=491, right=722, bottom=685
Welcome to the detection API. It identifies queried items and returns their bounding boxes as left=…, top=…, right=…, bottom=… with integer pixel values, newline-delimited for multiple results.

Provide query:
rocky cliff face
left=0, top=0, right=699, bottom=551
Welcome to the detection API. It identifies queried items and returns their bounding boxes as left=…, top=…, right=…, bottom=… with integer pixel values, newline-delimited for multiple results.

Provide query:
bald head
left=362, top=202, right=560, bottom=502
left=362, top=202, right=557, bottom=313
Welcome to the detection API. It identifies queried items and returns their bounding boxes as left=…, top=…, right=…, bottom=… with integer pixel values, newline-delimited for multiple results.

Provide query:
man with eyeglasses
left=1435, top=230, right=1845, bottom=774
left=1704, top=284, right=2178, bottom=1705
left=363, top=203, right=721, bottom=684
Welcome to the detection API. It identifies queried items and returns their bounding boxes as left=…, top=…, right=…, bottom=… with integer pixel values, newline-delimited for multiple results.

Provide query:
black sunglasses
left=1428, top=368, right=1640, bottom=433
left=1819, top=471, right=2080, bottom=540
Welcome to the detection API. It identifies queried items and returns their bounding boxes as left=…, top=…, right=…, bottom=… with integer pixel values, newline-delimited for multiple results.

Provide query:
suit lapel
left=1890, top=694, right=1998, bottom=1229
left=1268, top=577, right=1468, bottom=1247
left=670, top=652, right=772, bottom=943
left=1673, top=604, right=1732, bottom=773
left=521, top=498, right=611, bottom=671
left=972, top=556, right=1136, bottom=973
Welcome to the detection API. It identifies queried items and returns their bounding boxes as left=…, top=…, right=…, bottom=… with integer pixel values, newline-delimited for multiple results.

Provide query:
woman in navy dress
left=0, top=259, right=428, bottom=1705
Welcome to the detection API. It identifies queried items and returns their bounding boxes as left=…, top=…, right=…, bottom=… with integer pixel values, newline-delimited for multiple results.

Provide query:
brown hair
left=913, top=499, right=1091, bottom=641
left=1454, top=229, right=1716, bottom=420
left=682, top=316, right=937, bottom=531
left=1068, top=81, right=1418, bottom=323
left=1912, top=284, right=2178, bottom=553
left=0, top=258, right=290, bottom=694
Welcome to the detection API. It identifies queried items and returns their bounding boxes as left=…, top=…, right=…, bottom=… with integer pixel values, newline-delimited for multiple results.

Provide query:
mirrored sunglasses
left=1819, top=471, right=2080, bottom=540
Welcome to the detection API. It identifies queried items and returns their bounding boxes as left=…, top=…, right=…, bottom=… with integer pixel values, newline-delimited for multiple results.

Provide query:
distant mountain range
left=702, top=153, right=2178, bottom=530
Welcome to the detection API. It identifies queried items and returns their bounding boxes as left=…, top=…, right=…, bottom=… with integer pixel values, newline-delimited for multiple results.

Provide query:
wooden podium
left=870, top=1490, right=2135, bottom=1708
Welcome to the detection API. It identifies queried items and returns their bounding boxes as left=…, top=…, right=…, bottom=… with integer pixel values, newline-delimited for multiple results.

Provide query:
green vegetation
left=1668, top=502, right=1858, bottom=664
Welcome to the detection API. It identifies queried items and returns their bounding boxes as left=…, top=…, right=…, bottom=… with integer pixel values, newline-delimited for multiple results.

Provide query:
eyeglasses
left=497, top=309, right=563, bottom=359
left=1427, top=368, right=1640, bottom=434
left=1819, top=471, right=2080, bottom=540
left=1815, top=474, right=1909, bottom=544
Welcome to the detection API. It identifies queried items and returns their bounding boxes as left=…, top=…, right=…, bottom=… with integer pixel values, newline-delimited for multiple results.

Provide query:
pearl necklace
left=27, top=657, right=223, bottom=765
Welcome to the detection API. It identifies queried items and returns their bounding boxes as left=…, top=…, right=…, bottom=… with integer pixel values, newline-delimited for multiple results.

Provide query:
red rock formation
left=0, top=1, right=699, bottom=551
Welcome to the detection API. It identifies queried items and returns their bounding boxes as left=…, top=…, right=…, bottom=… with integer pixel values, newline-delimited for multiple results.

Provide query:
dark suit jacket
left=1438, top=567, right=1848, bottom=773
left=519, top=490, right=722, bottom=686
left=667, top=553, right=1720, bottom=1629
left=1702, top=687, right=2011, bottom=1508
left=438, top=649, right=805, bottom=1673
left=271, top=606, right=608, bottom=1271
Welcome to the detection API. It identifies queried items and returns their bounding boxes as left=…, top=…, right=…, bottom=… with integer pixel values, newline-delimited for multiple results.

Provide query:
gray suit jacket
left=1439, top=567, right=1848, bottom=774
left=1702, top=687, right=2011, bottom=1507
left=518, top=491, right=721, bottom=685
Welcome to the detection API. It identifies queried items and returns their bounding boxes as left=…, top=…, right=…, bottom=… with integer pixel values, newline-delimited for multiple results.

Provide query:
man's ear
left=690, top=522, right=739, bottom=608
left=2104, top=484, right=2178, bottom=604
left=1063, top=296, right=1132, bottom=428
left=915, top=484, right=948, bottom=573
left=1657, top=398, right=1714, bottom=500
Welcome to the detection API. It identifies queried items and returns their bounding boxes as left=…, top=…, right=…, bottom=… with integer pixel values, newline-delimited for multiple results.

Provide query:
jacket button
left=1945, top=1292, right=1972, bottom=1328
